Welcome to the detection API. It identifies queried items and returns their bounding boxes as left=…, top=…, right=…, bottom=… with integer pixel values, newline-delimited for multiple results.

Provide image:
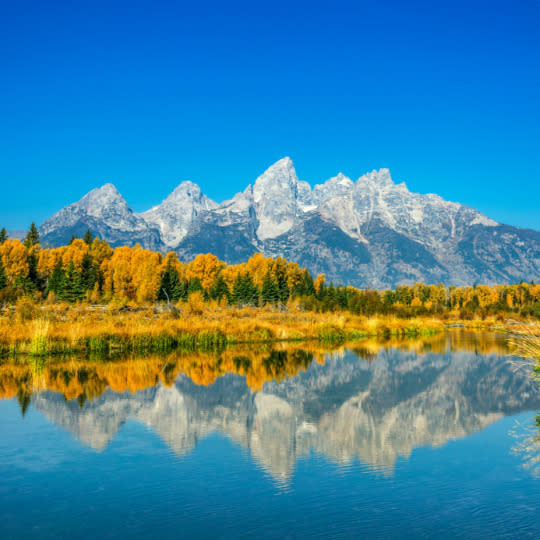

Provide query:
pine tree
left=83, top=229, right=94, bottom=245
left=261, top=271, right=279, bottom=305
left=0, top=227, right=7, bottom=244
left=293, top=269, right=315, bottom=298
left=24, top=223, right=39, bottom=249
left=173, top=278, right=188, bottom=302
left=69, top=234, right=77, bottom=244
left=47, top=261, right=65, bottom=296
left=232, top=273, right=259, bottom=305
left=276, top=270, right=289, bottom=304
left=0, top=258, right=6, bottom=289
left=80, top=253, right=98, bottom=291
left=210, top=274, right=230, bottom=301
left=187, top=277, right=204, bottom=296
left=158, top=267, right=173, bottom=302
left=26, top=252, right=40, bottom=293
left=58, top=262, right=84, bottom=302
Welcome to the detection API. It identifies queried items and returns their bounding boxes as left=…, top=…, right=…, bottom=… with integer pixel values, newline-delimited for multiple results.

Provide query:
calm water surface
left=0, top=332, right=539, bottom=539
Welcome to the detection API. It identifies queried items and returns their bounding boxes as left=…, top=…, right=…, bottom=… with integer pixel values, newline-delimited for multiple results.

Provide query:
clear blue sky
left=1, top=0, right=538, bottom=230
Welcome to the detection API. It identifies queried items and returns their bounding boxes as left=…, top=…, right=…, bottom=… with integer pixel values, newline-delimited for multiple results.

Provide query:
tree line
left=0, top=225, right=539, bottom=318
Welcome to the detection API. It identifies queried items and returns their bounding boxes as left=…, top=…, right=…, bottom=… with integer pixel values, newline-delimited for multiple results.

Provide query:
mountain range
left=38, top=157, right=540, bottom=287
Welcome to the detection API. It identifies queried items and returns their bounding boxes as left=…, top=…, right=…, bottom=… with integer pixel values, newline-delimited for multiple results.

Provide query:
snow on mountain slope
left=40, top=183, right=162, bottom=249
left=140, top=181, right=218, bottom=247
left=252, top=157, right=303, bottom=240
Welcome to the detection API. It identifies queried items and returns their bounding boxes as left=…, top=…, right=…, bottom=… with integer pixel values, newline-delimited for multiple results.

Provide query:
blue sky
left=1, top=0, right=538, bottom=230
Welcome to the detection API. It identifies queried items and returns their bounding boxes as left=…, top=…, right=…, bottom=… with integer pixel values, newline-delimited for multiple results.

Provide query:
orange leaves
left=186, top=253, right=224, bottom=291
left=101, top=245, right=161, bottom=303
left=314, top=274, right=326, bottom=295
left=0, top=239, right=29, bottom=283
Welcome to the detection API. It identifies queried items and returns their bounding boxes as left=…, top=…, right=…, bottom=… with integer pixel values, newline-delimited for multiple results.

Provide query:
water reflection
left=1, top=331, right=538, bottom=482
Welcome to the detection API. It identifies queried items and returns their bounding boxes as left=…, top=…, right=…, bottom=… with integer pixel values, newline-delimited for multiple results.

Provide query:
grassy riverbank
left=1, top=300, right=537, bottom=357
left=0, top=302, right=448, bottom=356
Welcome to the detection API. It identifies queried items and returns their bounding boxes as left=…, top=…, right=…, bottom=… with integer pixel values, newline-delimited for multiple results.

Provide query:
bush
left=15, top=296, right=38, bottom=322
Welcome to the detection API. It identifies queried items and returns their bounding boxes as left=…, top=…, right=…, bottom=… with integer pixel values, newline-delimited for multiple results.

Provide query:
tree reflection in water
left=1, top=331, right=538, bottom=482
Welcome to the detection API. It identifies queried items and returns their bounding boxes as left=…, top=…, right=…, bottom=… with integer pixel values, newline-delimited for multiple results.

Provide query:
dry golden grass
left=0, top=302, right=449, bottom=355
left=0, top=300, right=537, bottom=357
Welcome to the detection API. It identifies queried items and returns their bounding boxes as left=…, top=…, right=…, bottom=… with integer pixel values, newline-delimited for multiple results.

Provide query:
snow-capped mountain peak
left=252, top=157, right=302, bottom=240
left=140, top=181, right=217, bottom=248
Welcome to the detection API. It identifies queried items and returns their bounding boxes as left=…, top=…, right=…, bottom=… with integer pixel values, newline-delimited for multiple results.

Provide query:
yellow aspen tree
left=0, top=239, right=29, bottom=285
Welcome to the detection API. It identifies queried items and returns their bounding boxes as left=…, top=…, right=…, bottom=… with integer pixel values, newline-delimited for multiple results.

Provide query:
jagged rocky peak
left=253, top=157, right=299, bottom=201
left=40, top=182, right=143, bottom=237
left=78, top=182, right=127, bottom=209
left=252, top=157, right=302, bottom=240
left=165, top=180, right=213, bottom=203
left=312, top=172, right=354, bottom=205
left=140, top=180, right=217, bottom=248
left=356, top=168, right=395, bottom=188
left=215, top=184, right=255, bottom=224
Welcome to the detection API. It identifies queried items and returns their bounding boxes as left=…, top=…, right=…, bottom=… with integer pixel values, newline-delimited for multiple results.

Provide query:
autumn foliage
left=0, top=231, right=539, bottom=320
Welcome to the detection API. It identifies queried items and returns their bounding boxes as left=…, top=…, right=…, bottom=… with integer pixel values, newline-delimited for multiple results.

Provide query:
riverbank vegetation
left=0, top=227, right=538, bottom=355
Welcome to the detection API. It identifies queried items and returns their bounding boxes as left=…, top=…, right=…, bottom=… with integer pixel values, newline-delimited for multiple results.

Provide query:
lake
left=0, top=332, right=539, bottom=538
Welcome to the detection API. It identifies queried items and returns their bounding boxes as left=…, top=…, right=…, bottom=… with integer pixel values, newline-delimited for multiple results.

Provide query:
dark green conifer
left=187, top=277, right=204, bottom=296
left=276, top=270, right=289, bottom=304
left=26, top=252, right=40, bottom=293
left=80, top=253, right=97, bottom=291
left=210, top=274, right=230, bottom=302
left=173, top=278, right=188, bottom=302
left=0, top=259, right=6, bottom=289
left=293, top=269, right=315, bottom=297
left=58, top=262, right=84, bottom=302
left=83, top=229, right=94, bottom=245
left=261, top=271, right=279, bottom=305
left=0, top=227, right=7, bottom=244
left=47, top=261, right=65, bottom=296
left=232, top=272, right=258, bottom=305
left=24, top=223, right=39, bottom=248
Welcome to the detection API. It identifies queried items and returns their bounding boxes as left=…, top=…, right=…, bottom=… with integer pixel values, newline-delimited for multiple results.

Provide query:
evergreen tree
left=0, top=227, right=7, bottom=244
left=187, top=277, right=204, bottom=296
left=232, top=273, right=259, bottom=305
left=69, top=234, right=77, bottom=244
left=83, top=229, right=94, bottom=245
left=173, top=278, right=188, bottom=302
left=0, top=258, right=6, bottom=289
left=261, top=271, right=279, bottom=305
left=58, top=262, right=84, bottom=302
left=24, top=222, right=39, bottom=248
left=158, top=261, right=186, bottom=302
left=80, top=253, right=98, bottom=291
left=276, top=269, right=289, bottom=304
left=47, top=261, right=65, bottom=296
left=293, top=269, right=315, bottom=297
left=26, top=252, right=40, bottom=293
left=210, top=274, right=230, bottom=302
left=158, top=266, right=173, bottom=302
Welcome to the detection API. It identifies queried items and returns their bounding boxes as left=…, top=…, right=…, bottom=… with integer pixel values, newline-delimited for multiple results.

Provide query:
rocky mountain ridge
left=39, top=157, right=540, bottom=287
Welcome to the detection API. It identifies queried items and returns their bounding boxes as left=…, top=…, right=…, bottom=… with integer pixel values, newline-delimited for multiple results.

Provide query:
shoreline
left=1, top=304, right=537, bottom=357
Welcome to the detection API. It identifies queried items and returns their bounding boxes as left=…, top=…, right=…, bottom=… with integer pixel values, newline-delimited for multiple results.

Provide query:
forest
left=0, top=224, right=539, bottom=319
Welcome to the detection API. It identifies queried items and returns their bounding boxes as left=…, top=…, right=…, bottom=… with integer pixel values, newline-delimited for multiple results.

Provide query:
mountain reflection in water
left=1, top=331, right=538, bottom=482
